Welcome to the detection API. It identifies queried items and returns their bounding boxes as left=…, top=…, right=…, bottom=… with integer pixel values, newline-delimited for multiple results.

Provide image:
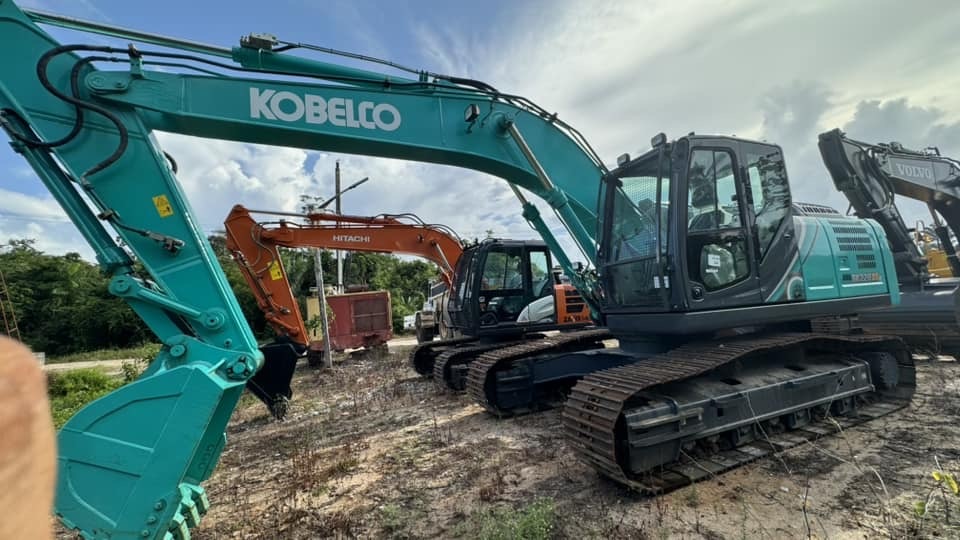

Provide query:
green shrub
left=456, top=498, right=556, bottom=540
left=48, top=368, right=123, bottom=428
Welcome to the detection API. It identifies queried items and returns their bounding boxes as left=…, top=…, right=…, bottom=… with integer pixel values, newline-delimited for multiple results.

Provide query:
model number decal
left=850, top=272, right=880, bottom=283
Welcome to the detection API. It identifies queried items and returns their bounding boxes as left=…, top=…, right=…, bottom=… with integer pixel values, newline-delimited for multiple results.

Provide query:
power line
left=0, top=212, right=71, bottom=224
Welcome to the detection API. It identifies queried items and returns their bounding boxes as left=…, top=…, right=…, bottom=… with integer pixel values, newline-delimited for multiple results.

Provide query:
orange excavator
left=224, top=204, right=592, bottom=388
left=223, top=204, right=464, bottom=363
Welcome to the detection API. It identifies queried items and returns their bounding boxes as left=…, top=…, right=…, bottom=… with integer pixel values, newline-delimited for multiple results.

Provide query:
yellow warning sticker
left=268, top=260, right=283, bottom=281
left=152, top=194, right=174, bottom=218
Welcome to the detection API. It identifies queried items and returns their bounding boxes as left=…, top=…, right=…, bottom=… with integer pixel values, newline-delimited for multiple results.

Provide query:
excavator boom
left=223, top=204, right=463, bottom=350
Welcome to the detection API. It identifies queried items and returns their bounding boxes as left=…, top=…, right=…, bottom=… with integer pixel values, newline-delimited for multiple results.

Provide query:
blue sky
left=2, top=0, right=960, bottom=261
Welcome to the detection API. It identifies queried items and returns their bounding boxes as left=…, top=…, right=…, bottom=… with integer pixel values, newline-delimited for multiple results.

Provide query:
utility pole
left=299, top=195, right=333, bottom=368
left=321, top=161, right=369, bottom=294
left=300, top=164, right=369, bottom=365
left=335, top=160, right=342, bottom=294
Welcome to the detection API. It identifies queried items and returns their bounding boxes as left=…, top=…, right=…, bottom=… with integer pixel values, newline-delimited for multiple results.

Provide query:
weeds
left=478, top=449, right=507, bottom=502
left=913, top=460, right=960, bottom=538
left=682, top=484, right=701, bottom=509
left=120, top=358, right=146, bottom=383
left=428, top=410, right=457, bottom=447
left=287, top=432, right=361, bottom=492
left=454, top=498, right=556, bottom=540
left=259, top=498, right=357, bottom=539
left=379, top=503, right=413, bottom=538
left=478, top=475, right=505, bottom=502
left=47, top=368, right=123, bottom=428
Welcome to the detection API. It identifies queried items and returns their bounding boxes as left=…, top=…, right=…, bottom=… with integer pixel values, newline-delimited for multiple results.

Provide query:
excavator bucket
left=247, top=341, right=300, bottom=419
left=55, top=361, right=243, bottom=539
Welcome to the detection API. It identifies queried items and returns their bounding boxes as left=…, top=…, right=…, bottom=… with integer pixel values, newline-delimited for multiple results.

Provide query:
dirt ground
left=125, top=345, right=959, bottom=540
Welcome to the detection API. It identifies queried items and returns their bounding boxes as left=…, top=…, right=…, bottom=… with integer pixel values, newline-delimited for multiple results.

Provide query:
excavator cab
left=446, top=239, right=570, bottom=337
left=599, top=134, right=893, bottom=342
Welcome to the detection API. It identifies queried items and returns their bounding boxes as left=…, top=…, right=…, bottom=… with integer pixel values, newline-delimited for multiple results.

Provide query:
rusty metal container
left=307, top=290, right=392, bottom=352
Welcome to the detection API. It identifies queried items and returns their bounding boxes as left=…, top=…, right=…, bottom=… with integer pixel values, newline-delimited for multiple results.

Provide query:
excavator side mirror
left=464, top=104, right=480, bottom=123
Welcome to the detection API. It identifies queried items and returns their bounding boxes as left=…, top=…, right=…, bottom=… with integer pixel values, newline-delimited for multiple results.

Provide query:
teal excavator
left=0, top=3, right=923, bottom=538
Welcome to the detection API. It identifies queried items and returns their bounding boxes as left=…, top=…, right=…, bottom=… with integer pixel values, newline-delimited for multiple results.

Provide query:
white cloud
left=0, top=187, right=70, bottom=220
left=0, top=186, right=96, bottom=260
left=0, top=218, right=94, bottom=260
left=152, top=132, right=570, bottom=259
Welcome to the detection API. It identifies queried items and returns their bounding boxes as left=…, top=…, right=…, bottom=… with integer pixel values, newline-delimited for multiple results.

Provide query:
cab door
left=682, top=143, right=762, bottom=310
left=738, top=141, right=799, bottom=303
left=445, top=246, right=479, bottom=334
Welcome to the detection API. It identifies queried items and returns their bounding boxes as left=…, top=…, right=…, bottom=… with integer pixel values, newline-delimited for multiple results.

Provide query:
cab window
left=687, top=150, right=740, bottom=232
left=745, top=149, right=791, bottom=258
left=686, top=149, right=749, bottom=290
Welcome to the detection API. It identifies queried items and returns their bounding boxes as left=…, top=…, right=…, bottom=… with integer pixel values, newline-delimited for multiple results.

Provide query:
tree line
left=0, top=237, right=437, bottom=355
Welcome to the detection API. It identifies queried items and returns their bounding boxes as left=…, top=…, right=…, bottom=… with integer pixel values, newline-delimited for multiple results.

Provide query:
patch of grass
left=47, top=368, right=123, bottom=428
left=455, top=498, right=556, bottom=540
left=683, top=484, right=701, bottom=508
left=379, top=503, right=409, bottom=537
left=378, top=497, right=428, bottom=539
left=330, top=455, right=360, bottom=476
left=48, top=343, right=161, bottom=364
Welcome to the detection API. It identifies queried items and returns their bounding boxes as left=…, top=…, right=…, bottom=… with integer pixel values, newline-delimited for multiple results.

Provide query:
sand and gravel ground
left=166, top=346, right=960, bottom=539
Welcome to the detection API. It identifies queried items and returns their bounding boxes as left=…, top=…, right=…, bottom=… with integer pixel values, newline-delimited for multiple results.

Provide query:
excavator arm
left=819, top=128, right=960, bottom=282
left=223, top=204, right=463, bottom=353
left=0, top=4, right=609, bottom=537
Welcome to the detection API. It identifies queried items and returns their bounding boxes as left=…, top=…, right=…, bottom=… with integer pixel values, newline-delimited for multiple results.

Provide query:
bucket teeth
left=186, top=484, right=210, bottom=516
left=178, top=487, right=201, bottom=528
left=159, top=484, right=208, bottom=540
left=166, top=511, right=190, bottom=540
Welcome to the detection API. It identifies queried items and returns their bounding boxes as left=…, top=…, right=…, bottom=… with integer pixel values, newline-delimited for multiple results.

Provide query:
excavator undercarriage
left=564, top=332, right=914, bottom=491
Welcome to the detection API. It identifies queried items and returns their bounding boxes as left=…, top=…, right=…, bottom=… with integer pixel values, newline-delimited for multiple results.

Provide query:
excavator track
left=432, top=339, right=535, bottom=391
left=408, top=336, right=477, bottom=376
left=563, top=332, right=915, bottom=494
left=467, top=328, right=613, bottom=414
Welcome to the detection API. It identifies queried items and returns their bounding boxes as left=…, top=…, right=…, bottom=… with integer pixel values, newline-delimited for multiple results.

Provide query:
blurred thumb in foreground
left=0, top=337, right=55, bottom=539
